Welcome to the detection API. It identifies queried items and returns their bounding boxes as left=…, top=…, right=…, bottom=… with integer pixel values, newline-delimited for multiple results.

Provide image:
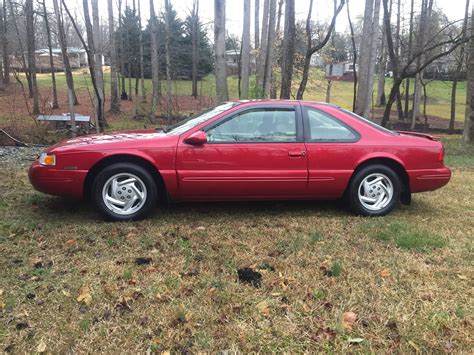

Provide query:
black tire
left=92, top=163, right=158, bottom=221
left=348, top=164, right=401, bottom=217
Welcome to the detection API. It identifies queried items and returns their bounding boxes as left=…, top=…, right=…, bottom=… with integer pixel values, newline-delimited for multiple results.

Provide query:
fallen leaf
left=256, top=301, right=270, bottom=316
left=380, top=269, right=391, bottom=278
left=348, top=337, right=364, bottom=343
left=457, top=274, right=468, bottom=280
left=0, top=302, right=5, bottom=311
left=37, top=340, right=47, bottom=353
left=0, top=289, right=3, bottom=296
left=128, top=278, right=137, bottom=286
left=77, top=285, right=92, bottom=305
left=151, top=336, right=160, bottom=345
left=65, top=239, right=76, bottom=246
left=62, top=290, right=71, bottom=297
left=342, top=311, right=358, bottom=330
left=196, top=226, right=206, bottom=231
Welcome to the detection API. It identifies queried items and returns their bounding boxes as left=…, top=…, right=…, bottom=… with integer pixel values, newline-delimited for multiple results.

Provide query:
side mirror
left=184, top=131, right=208, bottom=145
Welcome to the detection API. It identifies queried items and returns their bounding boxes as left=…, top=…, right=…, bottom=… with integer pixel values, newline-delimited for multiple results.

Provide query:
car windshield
left=340, top=108, right=398, bottom=135
left=162, top=102, right=238, bottom=135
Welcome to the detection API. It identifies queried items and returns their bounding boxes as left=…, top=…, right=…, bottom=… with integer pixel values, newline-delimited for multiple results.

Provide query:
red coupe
left=29, top=101, right=451, bottom=220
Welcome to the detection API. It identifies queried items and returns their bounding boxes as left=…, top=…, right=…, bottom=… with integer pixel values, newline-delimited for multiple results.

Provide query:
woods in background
left=0, top=0, right=472, bottom=143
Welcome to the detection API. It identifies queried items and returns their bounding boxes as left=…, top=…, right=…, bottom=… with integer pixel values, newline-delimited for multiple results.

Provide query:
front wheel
left=348, top=164, right=401, bottom=216
left=92, top=163, right=158, bottom=221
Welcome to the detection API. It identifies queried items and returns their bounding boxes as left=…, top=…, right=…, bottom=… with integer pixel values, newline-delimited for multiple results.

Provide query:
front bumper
left=408, top=166, right=451, bottom=193
left=28, top=161, right=87, bottom=198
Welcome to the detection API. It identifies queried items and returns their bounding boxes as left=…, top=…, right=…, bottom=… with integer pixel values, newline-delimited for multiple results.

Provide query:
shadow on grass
left=32, top=196, right=346, bottom=222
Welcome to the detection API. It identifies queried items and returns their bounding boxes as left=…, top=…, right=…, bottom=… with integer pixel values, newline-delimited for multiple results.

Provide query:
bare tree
left=25, top=0, right=39, bottom=114
left=347, top=0, right=357, bottom=111
left=403, top=0, right=414, bottom=118
left=108, top=0, right=120, bottom=112
left=280, top=0, right=294, bottom=99
left=256, top=0, right=269, bottom=96
left=240, top=0, right=250, bottom=99
left=1, top=0, right=9, bottom=84
left=214, top=0, right=228, bottom=102
left=149, top=0, right=160, bottom=110
left=190, top=0, right=199, bottom=99
left=62, top=0, right=105, bottom=131
left=9, top=0, right=32, bottom=97
left=164, top=0, right=173, bottom=117
left=380, top=0, right=468, bottom=127
left=263, top=0, right=276, bottom=97
left=464, top=7, right=474, bottom=144
left=137, top=0, right=145, bottom=102
left=118, top=0, right=127, bottom=100
left=91, top=0, right=105, bottom=127
left=449, top=0, right=470, bottom=132
left=52, top=0, right=78, bottom=105
left=355, top=0, right=380, bottom=117
left=254, top=0, right=259, bottom=50
left=296, top=0, right=345, bottom=100
left=411, top=0, right=433, bottom=128
left=39, top=0, right=58, bottom=109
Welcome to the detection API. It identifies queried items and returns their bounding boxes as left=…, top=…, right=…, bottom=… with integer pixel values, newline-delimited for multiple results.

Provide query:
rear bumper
left=28, top=161, right=87, bottom=198
left=408, top=166, right=451, bottom=193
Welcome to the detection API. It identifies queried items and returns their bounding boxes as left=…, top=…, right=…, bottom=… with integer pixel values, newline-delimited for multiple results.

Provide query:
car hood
left=49, top=130, right=174, bottom=152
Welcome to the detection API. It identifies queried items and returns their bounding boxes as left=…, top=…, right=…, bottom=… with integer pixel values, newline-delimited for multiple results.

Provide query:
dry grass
left=0, top=143, right=473, bottom=353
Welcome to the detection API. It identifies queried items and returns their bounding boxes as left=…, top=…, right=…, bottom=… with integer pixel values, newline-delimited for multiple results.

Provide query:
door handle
left=288, top=151, right=306, bottom=157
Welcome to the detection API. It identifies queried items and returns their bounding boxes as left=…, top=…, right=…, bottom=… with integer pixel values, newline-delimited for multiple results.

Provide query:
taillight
left=438, top=145, right=444, bottom=162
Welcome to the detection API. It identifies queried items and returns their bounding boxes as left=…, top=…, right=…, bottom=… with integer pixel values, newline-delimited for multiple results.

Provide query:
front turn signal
left=39, top=153, right=56, bottom=166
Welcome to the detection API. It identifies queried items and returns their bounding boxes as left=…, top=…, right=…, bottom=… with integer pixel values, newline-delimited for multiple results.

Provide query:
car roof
left=228, top=99, right=340, bottom=109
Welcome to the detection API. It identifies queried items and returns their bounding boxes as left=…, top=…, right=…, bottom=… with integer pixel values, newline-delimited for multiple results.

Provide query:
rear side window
left=206, top=108, right=297, bottom=142
left=306, top=108, right=358, bottom=142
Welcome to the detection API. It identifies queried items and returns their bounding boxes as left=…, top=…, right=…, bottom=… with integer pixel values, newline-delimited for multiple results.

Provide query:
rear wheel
left=348, top=164, right=401, bottom=216
left=92, top=163, right=157, bottom=221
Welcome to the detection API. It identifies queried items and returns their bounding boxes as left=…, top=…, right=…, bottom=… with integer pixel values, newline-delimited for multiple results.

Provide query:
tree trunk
left=9, top=0, right=32, bottom=97
left=42, top=0, right=58, bottom=109
left=118, top=0, right=127, bottom=100
left=63, top=0, right=101, bottom=132
left=165, top=0, right=173, bottom=117
left=355, top=0, right=379, bottom=117
left=53, top=0, right=78, bottom=105
left=463, top=7, right=474, bottom=144
left=256, top=0, right=269, bottom=96
left=214, top=0, right=228, bottom=102
left=138, top=0, right=145, bottom=102
left=376, top=2, right=387, bottom=107
left=149, top=0, right=160, bottom=110
left=449, top=0, right=470, bottom=133
left=191, top=0, right=199, bottom=99
left=108, top=0, right=120, bottom=112
left=296, top=0, right=313, bottom=101
left=254, top=0, right=260, bottom=50
left=411, top=0, right=433, bottom=128
left=91, top=0, right=106, bottom=129
left=25, top=0, right=39, bottom=114
left=367, top=0, right=380, bottom=118
left=403, top=0, right=414, bottom=119
left=347, top=0, right=357, bottom=111
left=280, top=0, right=295, bottom=99
left=1, top=0, right=9, bottom=84
left=263, top=0, right=276, bottom=97
left=240, top=0, right=251, bottom=99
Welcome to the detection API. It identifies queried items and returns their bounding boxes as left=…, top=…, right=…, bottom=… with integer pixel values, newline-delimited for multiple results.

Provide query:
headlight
left=39, top=153, right=56, bottom=166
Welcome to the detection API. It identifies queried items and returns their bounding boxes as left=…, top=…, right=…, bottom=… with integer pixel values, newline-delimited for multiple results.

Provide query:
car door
left=302, top=105, right=361, bottom=198
left=176, top=104, right=308, bottom=200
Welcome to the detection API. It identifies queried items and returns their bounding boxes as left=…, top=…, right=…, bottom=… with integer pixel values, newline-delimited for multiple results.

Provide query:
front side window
left=306, top=108, right=358, bottom=142
left=207, top=108, right=297, bottom=142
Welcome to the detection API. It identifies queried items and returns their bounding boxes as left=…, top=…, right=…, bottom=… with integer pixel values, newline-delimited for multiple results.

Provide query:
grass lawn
left=0, top=136, right=472, bottom=352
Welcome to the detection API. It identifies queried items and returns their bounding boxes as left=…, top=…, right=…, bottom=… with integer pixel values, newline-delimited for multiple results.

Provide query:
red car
left=29, top=101, right=451, bottom=221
